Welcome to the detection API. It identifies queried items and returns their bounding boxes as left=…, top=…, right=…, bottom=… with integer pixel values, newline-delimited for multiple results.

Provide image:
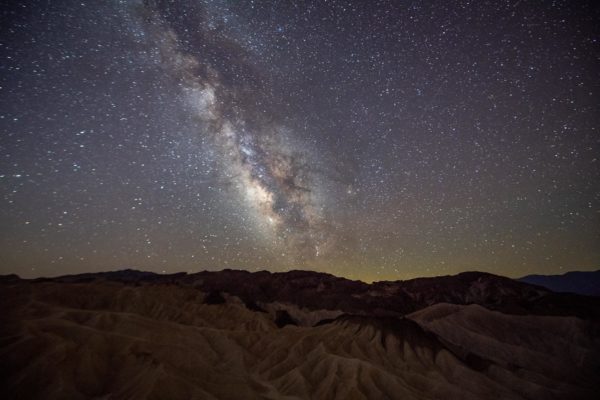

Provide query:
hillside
left=1, top=270, right=599, bottom=399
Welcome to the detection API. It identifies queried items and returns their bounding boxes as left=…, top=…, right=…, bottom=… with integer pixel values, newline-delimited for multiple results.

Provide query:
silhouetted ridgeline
left=520, top=270, right=600, bottom=297
left=20, top=268, right=600, bottom=320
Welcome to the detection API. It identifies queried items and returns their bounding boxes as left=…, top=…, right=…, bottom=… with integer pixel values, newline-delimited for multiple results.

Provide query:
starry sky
left=1, top=0, right=598, bottom=281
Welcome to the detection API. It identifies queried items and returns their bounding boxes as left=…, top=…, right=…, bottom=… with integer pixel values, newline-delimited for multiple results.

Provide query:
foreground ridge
left=1, top=269, right=599, bottom=399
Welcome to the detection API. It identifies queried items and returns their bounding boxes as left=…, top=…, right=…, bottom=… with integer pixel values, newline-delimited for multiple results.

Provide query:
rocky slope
left=1, top=270, right=599, bottom=399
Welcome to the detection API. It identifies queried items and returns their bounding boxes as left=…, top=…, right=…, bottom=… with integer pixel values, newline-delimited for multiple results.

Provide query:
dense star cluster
left=1, top=0, right=598, bottom=281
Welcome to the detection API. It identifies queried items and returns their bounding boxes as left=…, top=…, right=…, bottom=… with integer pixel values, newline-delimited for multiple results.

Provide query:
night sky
left=1, top=0, right=598, bottom=281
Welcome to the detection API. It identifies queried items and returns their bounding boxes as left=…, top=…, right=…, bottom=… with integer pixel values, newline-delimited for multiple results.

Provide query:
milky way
left=0, top=0, right=598, bottom=281
left=136, top=1, right=331, bottom=261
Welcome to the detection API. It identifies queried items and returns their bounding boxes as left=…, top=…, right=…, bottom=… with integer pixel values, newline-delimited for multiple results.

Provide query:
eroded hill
left=1, top=270, right=599, bottom=399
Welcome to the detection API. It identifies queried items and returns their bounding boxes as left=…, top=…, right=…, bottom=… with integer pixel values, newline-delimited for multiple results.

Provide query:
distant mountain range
left=1, top=269, right=599, bottom=399
left=27, top=268, right=600, bottom=319
left=519, top=270, right=600, bottom=296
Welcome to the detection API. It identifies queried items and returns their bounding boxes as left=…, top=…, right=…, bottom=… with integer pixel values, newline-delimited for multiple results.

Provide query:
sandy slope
left=408, top=303, right=600, bottom=399
left=1, top=281, right=598, bottom=399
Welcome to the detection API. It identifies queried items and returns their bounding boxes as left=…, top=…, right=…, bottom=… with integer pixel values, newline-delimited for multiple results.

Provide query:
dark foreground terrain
left=1, top=269, right=599, bottom=399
